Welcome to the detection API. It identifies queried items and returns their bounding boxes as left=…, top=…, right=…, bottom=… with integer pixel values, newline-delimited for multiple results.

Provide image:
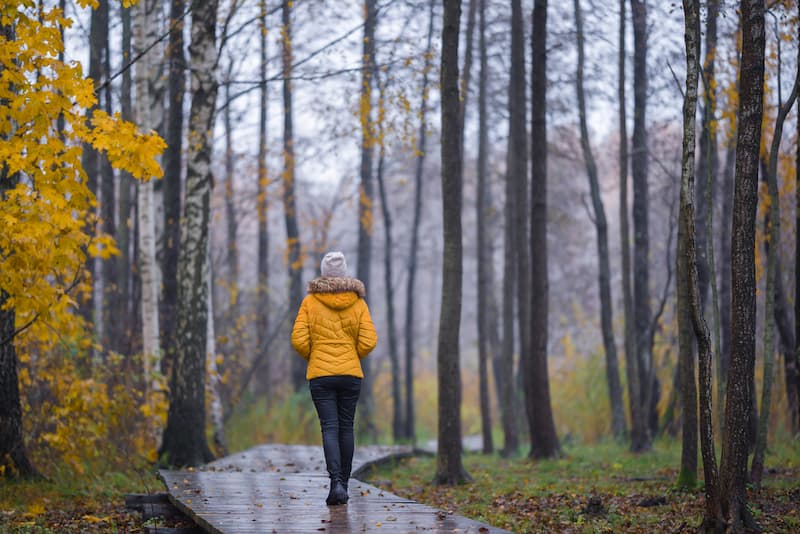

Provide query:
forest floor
left=362, top=438, right=800, bottom=533
left=0, top=467, right=164, bottom=533
left=0, top=438, right=797, bottom=533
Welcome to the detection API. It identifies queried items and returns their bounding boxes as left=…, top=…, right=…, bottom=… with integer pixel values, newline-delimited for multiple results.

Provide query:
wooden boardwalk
left=159, top=444, right=509, bottom=533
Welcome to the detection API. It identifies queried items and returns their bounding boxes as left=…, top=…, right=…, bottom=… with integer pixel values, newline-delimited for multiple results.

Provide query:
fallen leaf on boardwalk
left=375, top=521, right=382, bottom=527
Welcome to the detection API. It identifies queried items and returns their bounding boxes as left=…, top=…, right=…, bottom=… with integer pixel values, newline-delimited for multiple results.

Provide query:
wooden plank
left=159, top=470, right=508, bottom=533
left=203, top=444, right=413, bottom=476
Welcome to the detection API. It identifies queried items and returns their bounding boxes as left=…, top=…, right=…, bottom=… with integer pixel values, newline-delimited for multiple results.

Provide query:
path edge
left=350, top=447, right=434, bottom=480
left=157, top=470, right=222, bottom=534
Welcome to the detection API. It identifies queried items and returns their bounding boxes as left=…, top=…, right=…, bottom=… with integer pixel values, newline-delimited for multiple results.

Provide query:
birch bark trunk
left=677, top=1, right=722, bottom=525
left=134, top=0, right=161, bottom=394
left=159, top=0, right=218, bottom=467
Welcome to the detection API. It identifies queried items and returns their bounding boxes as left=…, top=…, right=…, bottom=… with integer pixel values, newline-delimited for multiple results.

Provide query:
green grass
left=362, top=437, right=800, bottom=533
left=0, top=463, right=161, bottom=533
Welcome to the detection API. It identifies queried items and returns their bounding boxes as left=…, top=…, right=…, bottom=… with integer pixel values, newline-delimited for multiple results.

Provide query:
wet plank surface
left=203, top=444, right=415, bottom=478
left=159, top=470, right=508, bottom=533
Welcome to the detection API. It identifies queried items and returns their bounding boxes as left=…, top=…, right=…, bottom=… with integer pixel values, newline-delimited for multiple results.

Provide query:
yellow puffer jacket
left=291, top=277, right=378, bottom=380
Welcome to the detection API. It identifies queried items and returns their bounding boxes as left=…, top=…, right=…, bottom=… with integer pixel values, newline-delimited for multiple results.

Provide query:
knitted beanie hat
left=320, top=251, right=348, bottom=278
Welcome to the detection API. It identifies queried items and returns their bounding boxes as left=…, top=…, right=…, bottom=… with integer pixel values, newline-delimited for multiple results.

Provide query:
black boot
left=326, top=478, right=348, bottom=505
left=326, top=478, right=347, bottom=505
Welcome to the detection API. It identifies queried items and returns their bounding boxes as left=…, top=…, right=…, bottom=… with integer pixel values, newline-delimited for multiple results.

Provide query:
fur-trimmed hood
left=307, top=276, right=366, bottom=298
left=307, top=277, right=366, bottom=310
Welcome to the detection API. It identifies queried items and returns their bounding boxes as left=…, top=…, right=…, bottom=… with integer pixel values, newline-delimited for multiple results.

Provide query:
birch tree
left=160, top=0, right=219, bottom=467
left=675, top=0, right=718, bottom=526
left=134, top=0, right=161, bottom=392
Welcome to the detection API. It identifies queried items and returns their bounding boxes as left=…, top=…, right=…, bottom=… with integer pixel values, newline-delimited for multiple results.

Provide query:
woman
left=291, top=251, right=378, bottom=506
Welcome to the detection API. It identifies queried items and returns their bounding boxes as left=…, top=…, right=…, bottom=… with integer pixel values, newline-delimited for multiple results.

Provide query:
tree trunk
left=676, top=15, right=698, bottom=480
left=677, top=200, right=698, bottom=489
left=256, top=0, right=271, bottom=397
left=282, top=0, right=304, bottom=391
left=404, top=0, right=436, bottom=443
left=510, top=0, right=531, bottom=457
left=619, top=0, right=639, bottom=446
left=751, top=65, right=798, bottom=489
left=694, top=1, right=718, bottom=315
left=224, top=71, right=238, bottom=313
left=529, top=0, right=559, bottom=459
left=630, top=0, right=652, bottom=453
left=161, top=0, right=185, bottom=373
left=700, top=0, right=724, bottom=457
left=98, top=0, right=114, bottom=355
left=678, top=2, right=722, bottom=526
left=773, top=257, right=798, bottom=434
left=207, top=248, right=227, bottom=456
left=116, top=4, right=134, bottom=355
left=374, top=71, right=402, bottom=442
left=574, top=0, right=626, bottom=440
left=134, top=0, right=161, bottom=392
left=476, top=0, right=493, bottom=454
left=796, top=17, right=800, bottom=434
left=159, top=0, right=218, bottom=468
left=0, top=88, right=36, bottom=476
left=720, top=1, right=765, bottom=528
left=459, top=0, right=476, bottom=136
left=434, top=0, right=470, bottom=485
left=357, top=0, right=378, bottom=441
left=500, top=166, right=518, bottom=457
left=719, top=141, right=735, bottom=436
left=80, top=0, right=107, bottom=335
left=0, top=298, right=36, bottom=477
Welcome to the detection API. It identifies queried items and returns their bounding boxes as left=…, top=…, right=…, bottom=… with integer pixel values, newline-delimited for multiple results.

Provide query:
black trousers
left=309, top=375, right=362, bottom=483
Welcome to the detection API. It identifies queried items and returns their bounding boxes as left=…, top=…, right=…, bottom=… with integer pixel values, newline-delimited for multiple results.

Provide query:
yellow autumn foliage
left=1, top=0, right=165, bottom=477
